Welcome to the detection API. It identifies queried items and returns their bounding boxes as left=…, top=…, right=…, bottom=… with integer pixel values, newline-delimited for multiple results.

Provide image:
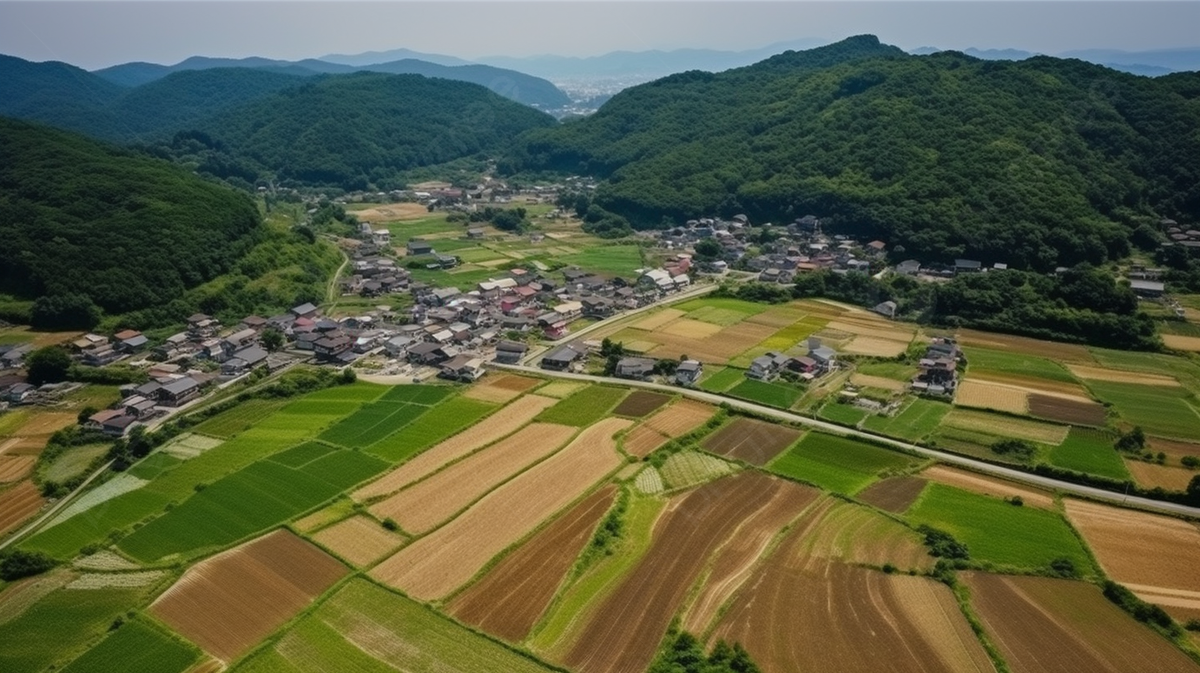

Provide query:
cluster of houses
left=748, top=337, right=838, bottom=382
left=537, top=341, right=705, bottom=388
left=83, top=363, right=219, bottom=436
left=910, top=337, right=962, bottom=397
left=1163, top=219, right=1200, bottom=253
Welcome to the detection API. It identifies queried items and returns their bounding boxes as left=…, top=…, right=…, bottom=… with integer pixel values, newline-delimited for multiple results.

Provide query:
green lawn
left=1085, top=380, right=1200, bottom=439
left=727, top=378, right=803, bottom=409
left=559, top=244, right=645, bottom=277
left=964, top=347, right=1080, bottom=384
left=536, top=386, right=627, bottom=426
left=698, top=366, right=745, bottom=393
left=1048, top=428, right=1128, bottom=481
left=862, top=398, right=951, bottom=441
left=769, top=433, right=916, bottom=495
left=59, top=619, right=199, bottom=673
left=0, top=587, right=149, bottom=673
left=906, top=483, right=1095, bottom=573
left=818, top=402, right=870, bottom=427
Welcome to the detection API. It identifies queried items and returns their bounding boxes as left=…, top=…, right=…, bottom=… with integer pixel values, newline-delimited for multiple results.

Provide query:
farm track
left=494, top=364, right=1200, bottom=519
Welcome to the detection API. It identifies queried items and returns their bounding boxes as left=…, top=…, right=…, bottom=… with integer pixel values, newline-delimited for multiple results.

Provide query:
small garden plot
left=1048, top=428, right=1128, bottom=480
left=160, top=433, right=224, bottom=460
left=921, top=465, right=1054, bottom=509
left=41, top=473, right=148, bottom=530
left=312, top=514, right=406, bottom=567
left=954, top=379, right=1029, bottom=414
left=191, top=399, right=288, bottom=438
left=613, top=391, right=671, bottom=417
left=1125, top=460, right=1195, bottom=492
left=0, top=586, right=151, bottom=673
left=1085, top=380, right=1200, bottom=439
left=536, top=386, right=627, bottom=426
left=632, top=308, right=686, bottom=331
left=963, top=346, right=1079, bottom=384
left=1028, top=393, right=1108, bottom=426
left=770, top=433, right=916, bottom=495
left=698, top=366, right=745, bottom=393
left=862, top=398, right=951, bottom=441
left=535, top=381, right=585, bottom=398
left=940, top=409, right=1069, bottom=445
left=363, top=396, right=494, bottom=463
left=906, top=483, right=1094, bottom=573
left=819, top=401, right=871, bottom=426
left=856, top=476, right=928, bottom=513
left=59, top=618, right=199, bottom=673
left=0, top=455, right=34, bottom=482
left=635, top=467, right=665, bottom=494
left=660, top=451, right=736, bottom=490
left=843, top=336, right=911, bottom=358
left=40, top=443, right=108, bottom=483
left=702, top=417, right=801, bottom=466
left=728, top=378, right=802, bottom=409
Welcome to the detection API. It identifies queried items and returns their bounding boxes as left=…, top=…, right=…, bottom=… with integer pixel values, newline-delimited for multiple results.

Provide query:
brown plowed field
left=644, top=399, right=715, bottom=437
left=856, top=476, right=927, bottom=512
left=957, top=329, right=1093, bottom=362
left=711, top=551, right=993, bottom=673
left=0, top=455, right=35, bottom=483
left=371, top=418, right=630, bottom=601
left=964, top=573, right=1199, bottom=673
left=681, top=480, right=819, bottom=633
left=562, top=472, right=803, bottom=673
left=797, top=499, right=932, bottom=570
left=1126, top=460, right=1195, bottom=492
left=448, top=485, right=617, bottom=642
left=465, top=375, right=542, bottom=403
left=150, top=529, right=347, bottom=663
left=1029, top=394, right=1108, bottom=426
left=370, top=423, right=576, bottom=534
left=353, top=394, right=556, bottom=501
left=622, top=426, right=669, bottom=458
left=311, top=515, right=406, bottom=567
left=701, top=417, right=801, bottom=466
left=1064, top=498, right=1200, bottom=593
left=922, top=465, right=1054, bottom=509
left=955, top=380, right=1029, bottom=414
left=612, top=391, right=671, bottom=417
left=0, top=481, right=44, bottom=536
left=1150, top=437, right=1200, bottom=462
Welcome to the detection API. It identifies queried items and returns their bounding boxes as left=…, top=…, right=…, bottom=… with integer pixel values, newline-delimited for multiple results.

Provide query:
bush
left=0, top=549, right=58, bottom=581
left=991, top=439, right=1037, bottom=461
left=1103, top=580, right=1180, bottom=635
left=1049, top=557, right=1079, bottom=578
left=1182, top=456, right=1200, bottom=470
left=381, top=518, right=399, bottom=531
left=918, top=524, right=969, bottom=560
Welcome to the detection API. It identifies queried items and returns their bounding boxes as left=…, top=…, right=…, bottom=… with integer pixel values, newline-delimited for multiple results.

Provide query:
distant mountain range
left=909, top=45, right=1200, bottom=77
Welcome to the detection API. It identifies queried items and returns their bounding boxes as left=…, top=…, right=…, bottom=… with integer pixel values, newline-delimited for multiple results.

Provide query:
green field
left=673, top=297, right=771, bottom=322
left=727, top=378, right=802, bottom=409
left=536, top=386, right=627, bottom=426
left=0, top=587, right=148, bottom=673
left=769, top=433, right=915, bottom=495
left=818, top=401, right=871, bottom=426
left=364, top=397, right=495, bottom=463
left=964, top=347, right=1079, bottom=384
left=1089, top=348, right=1200, bottom=391
left=126, top=452, right=184, bottom=480
left=42, top=443, right=110, bottom=483
left=192, top=399, right=289, bottom=438
left=319, top=401, right=428, bottom=448
left=862, top=398, right=951, bottom=441
left=59, top=618, right=199, bottom=673
left=558, top=244, right=644, bottom=277
left=698, top=366, right=745, bottom=393
left=1048, top=428, right=1128, bottom=480
left=233, top=579, right=557, bottom=673
left=1086, top=380, right=1200, bottom=439
left=855, top=360, right=919, bottom=381
left=906, top=483, right=1094, bottom=573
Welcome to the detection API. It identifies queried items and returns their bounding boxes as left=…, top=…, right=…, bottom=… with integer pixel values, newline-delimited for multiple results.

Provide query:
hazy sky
left=2, top=1, right=1198, bottom=70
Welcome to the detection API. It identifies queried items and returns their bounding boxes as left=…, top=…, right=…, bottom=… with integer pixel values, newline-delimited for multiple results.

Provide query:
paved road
left=495, top=363, right=1200, bottom=519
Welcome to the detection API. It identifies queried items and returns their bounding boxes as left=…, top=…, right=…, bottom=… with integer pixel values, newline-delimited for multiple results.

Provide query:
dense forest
left=0, top=118, right=262, bottom=329
left=509, top=35, right=1200, bottom=270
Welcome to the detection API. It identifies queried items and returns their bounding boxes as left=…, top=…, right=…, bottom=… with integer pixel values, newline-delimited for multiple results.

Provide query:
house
left=440, top=354, right=486, bottom=382
left=6, top=382, right=36, bottom=404
left=372, top=229, right=391, bottom=246
left=541, top=344, right=586, bottom=371
left=748, top=352, right=793, bottom=381
left=466, top=227, right=485, bottom=239
left=954, top=259, right=983, bottom=274
left=83, top=346, right=122, bottom=367
left=239, top=315, right=268, bottom=332
left=313, top=336, right=353, bottom=362
left=581, top=296, right=615, bottom=318
left=675, top=359, right=703, bottom=386
left=872, top=301, right=898, bottom=318
left=222, top=346, right=269, bottom=375
left=407, top=342, right=449, bottom=366
left=407, top=239, right=434, bottom=256
left=433, top=254, right=459, bottom=269
left=159, top=377, right=200, bottom=406
left=0, top=345, right=30, bottom=369
left=809, top=345, right=837, bottom=369
left=86, top=408, right=124, bottom=430
left=896, top=260, right=922, bottom=276
left=222, top=328, right=259, bottom=355
left=122, top=395, right=158, bottom=419
left=384, top=336, right=415, bottom=358
left=1129, top=279, right=1166, bottom=298
left=290, top=302, right=319, bottom=319
left=493, top=340, right=528, bottom=364
left=99, top=414, right=139, bottom=437
left=615, top=357, right=656, bottom=380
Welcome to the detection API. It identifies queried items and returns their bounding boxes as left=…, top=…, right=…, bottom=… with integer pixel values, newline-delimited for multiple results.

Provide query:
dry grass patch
left=1065, top=498, right=1200, bottom=595
left=921, top=465, right=1054, bottom=509
left=536, top=381, right=585, bottom=398
left=644, top=399, right=717, bottom=437
left=843, top=336, right=910, bottom=357
left=1124, top=460, right=1195, bottom=492
left=941, top=409, right=1068, bottom=445
left=631, top=308, right=685, bottom=331
left=1163, top=334, right=1200, bottom=352
left=9, top=412, right=76, bottom=437
left=955, top=380, right=1030, bottom=414
left=350, top=203, right=429, bottom=222
left=850, top=374, right=906, bottom=392
left=312, top=515, right=406, bottom=567
left=660, top=318, right=723, bottom=338
left=1067, top=364, right=1181, bottom=387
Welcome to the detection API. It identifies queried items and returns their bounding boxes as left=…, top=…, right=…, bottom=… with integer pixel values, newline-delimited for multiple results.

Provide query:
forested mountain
left=510, top=35, right=1200, bottom=270
left=0, top=118, right=261, bottom=328
left=0, top=54, right=124, bottom=138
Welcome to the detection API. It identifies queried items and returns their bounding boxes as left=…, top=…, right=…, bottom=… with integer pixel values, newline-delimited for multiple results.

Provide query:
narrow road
left=494, top=363, right=1200, bottom=519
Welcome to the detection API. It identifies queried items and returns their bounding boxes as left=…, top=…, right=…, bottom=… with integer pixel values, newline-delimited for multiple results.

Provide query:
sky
left=1, top=1, right=1198, bottom=70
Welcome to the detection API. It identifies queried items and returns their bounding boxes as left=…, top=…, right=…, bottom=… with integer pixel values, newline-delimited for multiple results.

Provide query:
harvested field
left=970, top=370, right=1092, bottom=398
left=0, top=455, right=35, bottom=482
left=1164, top=334, right=1200, bottom=352
left=922, top=465, right=1054, bottom=509
left=965, top=573, right=1198, bottom=673
left=1028, top=393, right=1108, bottom=426
left=0, top=481, right=44, bottom=536
left=828, top=316, right=917, bottom=339
left=856, top=476, right=927, bottom=513
left=702, top=417, right=801, bottom=466
left=1064, top=498, right=1200, bottom=594
left=536, top=381, right=585, bottom=398
left=1067, top=364, right=1181, bottom=386
left=681, top=480, right=819, bottom=633
left=635, top=467, right=664, bottom=494
left=631, top=308, right=685, bottom=331
left=353, top=394, right=555, bottom=500
left=941, top=409, right=1069, bottom=445
left=9, top=412, right=75, bottom=437
left=563, top=472, right=810, bottom=673
left=744, top=306, right=809, bottom=328
left=372, top=418, right=630, bottom=600
left=370, top=423, right=576, bottom=534
left=612, top=391, right=671, bottom=417
left=623, top=425, right=669, bottom=458
left=1150, top=437, right=1200, bottom=462
left=842, top=335, right=910, bottom=357
left=463, top=374, right=542, bottom=403
left=1130, top=585, right=1200, bottom=613
left=448, top=486, right=616, bottom=643
left=1126, top=460, right=1195, bottom=492
left=957, top=329, right=1093, bottom=362
left=150, top=530, right=347, bottom=663
left=2, top=437, right=48, bottom=455
left=850, top=373, right=906, bottom=392
left=643, top=399, right=716, bottom=438
left=955, top=379, right=1029, bottom=414
left=161, top=434, right=224, bottom=460
left=65, top=570, right=167, bottom=590
left=660, top=318, right=723, bottom=338
left=659, top=451, right=735, bottom=490
left=349, top=202, right=428, bottom=222
left=711, top=553, right=992, bottom=673
left=796, top=498, right=932, bottom=570
left=74, top=550, right=139, bottom=571
left=647, top=321, right=776, bottom=364
left=312, top=515, right=406, bottom=567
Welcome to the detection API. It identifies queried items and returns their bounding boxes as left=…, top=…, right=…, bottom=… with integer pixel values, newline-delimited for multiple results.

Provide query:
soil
left=612, top=391, right=671, bottom=418
left=0, top=481, right=44, bottom=536
left=0, top=456, right=36, bottom=483
left=1028, top=394, right=1108, bottom=426
left=701, top=417, right=801, bottom=466
left=622, top=426, right=669, bottom=458
left=856, top=476, right=928, bottom=513
left=1064, top=498, right=1200, bottom=594
left=643, top=399, right=716, bottom=438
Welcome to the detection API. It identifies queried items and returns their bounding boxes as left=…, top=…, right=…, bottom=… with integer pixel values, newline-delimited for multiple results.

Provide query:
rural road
left=494, top=363, right=1200, bottom=520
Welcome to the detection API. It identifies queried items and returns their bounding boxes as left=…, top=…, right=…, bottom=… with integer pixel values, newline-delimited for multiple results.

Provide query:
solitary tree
left=25, top=346, right=71, bottom=385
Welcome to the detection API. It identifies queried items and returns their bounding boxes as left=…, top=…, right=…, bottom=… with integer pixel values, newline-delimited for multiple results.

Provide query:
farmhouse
left=407, top=240, right=434, bottom=256
left=541, top=344, right=586, bottom=371
left=748, top=352, right=794, bottom=381
left=493, top=340, right=528, bottom=364
left=159, top=377, right=201, bottom=406
left=676, top=359, right=703, bottom=386
left=615, top=357, right=657, bottom=380
left=440, top=354, right=486, bottom=382
left=1129, top=279, right=1166, bottom=298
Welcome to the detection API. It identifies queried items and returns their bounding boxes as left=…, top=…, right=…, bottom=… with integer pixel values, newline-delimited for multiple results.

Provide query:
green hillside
left=511, top=35, right=1200, bottom=270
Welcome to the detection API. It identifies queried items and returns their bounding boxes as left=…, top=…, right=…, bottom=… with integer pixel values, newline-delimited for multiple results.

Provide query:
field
left=957, top=329, right=1093, bottom=362
left=698, top=366, right=745, bottom=393
left=558, top=244, right=644, bottom=276
left=795, top=498, right=933, bottom=571
left=448, top=485, right=616, bottom=643
left=535, top=386, right=627, bottom=426
left=0, top=585, right=150, bottom=673
left=622, top=398, right=716, bottom=459
left=371, top=418, right=630, bottom=600
left=955, top=379, right=1029, bottom=414
left=232, top=579, right=557, bottom=673
left=0, top=454, right=35, bottom=482
left=856, top=475, right=928, bottom=512
left=534, top=381, right=585, bottom=398
left=1047, top=428, right=1128, bottom=480
left=59, top=619, right=199, bottom=673
left=318, top=387, right=451, bottom=448
left=769, top=433, right=916, bottom=495
left=150, top=530, right=348, bottom=664
left=160, top=433, right=224, bottom=460
left=1125, top=459, right=1196, bottom=491
left=861, top=398, right=951, bottom=441
left=964, top=346, right=1079, bottom=384
left=940, top=409, right=1069, bottom=445
left=1068, top=363, right=1182, bottom=387
left=921, top=465, right=1055, bottom=509
left=727, top=378, right=802, bottom=408
left=39, top=443, right=107, bottom=483
left=355, top=394, right=553, bottom=499
left=463, top=374, right=543, bottom=403
left=819, top=400, right=871, bottom=426
left=1028, top=394, right=1108, bottom=426
left=965, top=573, right=1200, bottom=673
left=906, top=483, right=1093, bottom=572
left=1085, top=380, right=1200, bottom=439
left=0, top=481, right=44, bottom=537
left=311, top=515, right=406, bottom=567
left=634, top=466, right=664, bottom=494
left=369, top=422, right=576, bottom=534
left=191, top=399, right=289, bottom=438
left=659, top=450, right=736, bottom=489
left=612, top=390, right=670, bottom=417
left=701, top=417, right=801, bottom=466
left=362, top=396, right=495, bottom=463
